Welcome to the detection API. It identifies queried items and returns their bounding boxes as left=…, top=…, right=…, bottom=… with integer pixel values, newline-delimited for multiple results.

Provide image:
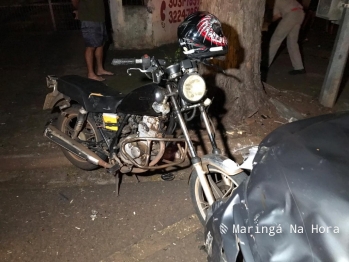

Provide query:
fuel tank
left=116, top=83, right=164, bottom=116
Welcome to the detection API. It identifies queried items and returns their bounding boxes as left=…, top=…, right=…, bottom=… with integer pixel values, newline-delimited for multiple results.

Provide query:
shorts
left=81, top=21, right=108, bottom=47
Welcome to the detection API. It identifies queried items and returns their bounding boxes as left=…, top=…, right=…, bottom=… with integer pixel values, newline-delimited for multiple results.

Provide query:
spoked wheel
left=189, top=166, right=247, bottom=225
left=56, top=105, right=104, bottom=170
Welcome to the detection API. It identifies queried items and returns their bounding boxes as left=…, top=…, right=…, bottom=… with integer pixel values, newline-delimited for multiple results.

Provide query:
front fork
left=167, top=84, right=216, bottom=205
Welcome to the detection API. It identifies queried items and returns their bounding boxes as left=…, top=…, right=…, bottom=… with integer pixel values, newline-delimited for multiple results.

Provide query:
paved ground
left=0, top=16, right=348, bottom=262
left=0, top=180, right=206, bottom=262
left=0, top=31, right=209, bottom=262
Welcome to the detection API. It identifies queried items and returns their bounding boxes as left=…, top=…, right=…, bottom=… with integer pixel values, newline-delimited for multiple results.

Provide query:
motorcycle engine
left=121, top=116, right=164, bottom=166
left=137, top=115, right=160, bottom=139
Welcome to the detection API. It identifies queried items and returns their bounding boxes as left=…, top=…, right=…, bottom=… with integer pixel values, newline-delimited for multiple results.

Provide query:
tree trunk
left=200, top=0, right=267, bottom=126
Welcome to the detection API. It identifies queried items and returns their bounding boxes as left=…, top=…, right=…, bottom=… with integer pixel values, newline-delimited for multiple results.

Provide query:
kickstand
left=115, top=172, right=122, bottom=196
left=134, top=174, right=140, bottom=183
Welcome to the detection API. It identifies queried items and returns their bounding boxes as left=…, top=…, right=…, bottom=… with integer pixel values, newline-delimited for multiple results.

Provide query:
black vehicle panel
left=205, top=112, right=349, bottom=262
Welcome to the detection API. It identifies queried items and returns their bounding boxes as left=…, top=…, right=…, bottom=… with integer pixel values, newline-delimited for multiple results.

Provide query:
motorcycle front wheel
left=189, top=167, right=247, bottom=225
left=56, top=105, right=104, bottom=170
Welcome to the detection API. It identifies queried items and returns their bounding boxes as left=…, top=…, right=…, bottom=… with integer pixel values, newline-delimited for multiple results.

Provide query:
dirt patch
left=236, top=84, right=334, bottom=139
left=189, top=82, right=335, bottom=164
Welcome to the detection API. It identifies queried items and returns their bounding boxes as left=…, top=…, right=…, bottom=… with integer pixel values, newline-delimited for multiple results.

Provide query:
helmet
left=177, top=11, right=228, bottom=59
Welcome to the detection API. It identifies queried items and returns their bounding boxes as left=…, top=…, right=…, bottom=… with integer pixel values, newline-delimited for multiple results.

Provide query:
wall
left=109, top=0, right=199, bottom=49
left=151, top=0, right=199, bottom=46
left=109, top=0, right=153, bottom=49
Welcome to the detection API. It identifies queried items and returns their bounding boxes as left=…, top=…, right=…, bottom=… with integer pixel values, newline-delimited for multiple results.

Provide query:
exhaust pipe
left=44, top=124, right=113, bottom=169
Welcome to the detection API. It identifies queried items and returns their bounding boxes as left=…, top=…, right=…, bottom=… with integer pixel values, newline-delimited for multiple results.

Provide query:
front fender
left=200, top=154, right=243, bottom=176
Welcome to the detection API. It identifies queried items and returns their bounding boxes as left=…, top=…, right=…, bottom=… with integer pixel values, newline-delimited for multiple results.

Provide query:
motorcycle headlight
left=178, top=74, right=206, bottom=103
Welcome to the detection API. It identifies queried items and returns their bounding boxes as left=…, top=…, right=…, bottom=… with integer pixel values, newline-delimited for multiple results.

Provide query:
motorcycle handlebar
left=111, top=57, right=166, bottom=67
left=111, top=58, right=142, bottom=65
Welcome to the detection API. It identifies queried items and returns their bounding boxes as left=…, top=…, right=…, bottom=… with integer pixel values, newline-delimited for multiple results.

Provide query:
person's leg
left=95, top=22, right=113, bottom=76
left=85, top=47, right=104, bottom=81
left=287, top=25, right=304, bottom=70
left=269, top=17, right=294, bottom=66
left=95, top=45, right=113, bottom=76
left=286, top=11, right=305, bottom=71
left=81, top=21, right=110, bottom=81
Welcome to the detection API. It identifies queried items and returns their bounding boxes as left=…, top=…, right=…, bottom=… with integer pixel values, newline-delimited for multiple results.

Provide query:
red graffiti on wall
left=160, top=0, right=200, bottom=24
left=160, top=1, right=166, bottom=21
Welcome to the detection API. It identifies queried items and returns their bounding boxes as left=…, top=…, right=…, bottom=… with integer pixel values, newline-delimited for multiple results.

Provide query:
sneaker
left=289, top=69, right=306, bottom=75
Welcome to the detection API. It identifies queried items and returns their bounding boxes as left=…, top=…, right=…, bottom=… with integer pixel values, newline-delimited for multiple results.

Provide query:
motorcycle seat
left=57, top=75, right=125, bottom=113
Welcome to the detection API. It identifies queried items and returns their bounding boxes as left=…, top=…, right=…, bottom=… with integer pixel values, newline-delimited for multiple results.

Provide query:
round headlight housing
left=178, top=74, right=207, bottom=103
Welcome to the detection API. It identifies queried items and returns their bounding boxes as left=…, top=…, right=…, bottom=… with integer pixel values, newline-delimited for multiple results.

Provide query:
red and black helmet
left=177, top=11, right=228, bottom=59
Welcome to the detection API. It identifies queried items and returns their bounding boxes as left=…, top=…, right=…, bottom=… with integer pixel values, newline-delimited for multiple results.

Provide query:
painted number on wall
left=160, top=0, right=200, bottom=24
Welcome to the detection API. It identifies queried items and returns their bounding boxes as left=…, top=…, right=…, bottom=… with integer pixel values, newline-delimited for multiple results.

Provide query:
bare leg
left=85, top=47, right=105, bottom=81
left=95, top=46, right=114, bottom=76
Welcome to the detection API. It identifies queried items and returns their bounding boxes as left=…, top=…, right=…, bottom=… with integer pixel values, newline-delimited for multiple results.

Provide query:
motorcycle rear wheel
left=189, top=167, right=247, bottom=225
left=56, top=105, right=104, bottom=170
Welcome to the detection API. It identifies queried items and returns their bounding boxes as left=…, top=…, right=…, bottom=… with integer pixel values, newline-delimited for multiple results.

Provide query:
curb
left=0, top=152, right=70, bottom=171
left=0, top=135, right=262, bottom=172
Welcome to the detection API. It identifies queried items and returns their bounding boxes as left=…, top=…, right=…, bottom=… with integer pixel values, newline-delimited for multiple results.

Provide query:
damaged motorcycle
left=42, top=12, right=251, bottom=224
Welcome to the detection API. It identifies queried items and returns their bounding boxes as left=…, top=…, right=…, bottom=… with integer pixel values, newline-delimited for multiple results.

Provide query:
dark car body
left=205, top=112, right=349, bottom=262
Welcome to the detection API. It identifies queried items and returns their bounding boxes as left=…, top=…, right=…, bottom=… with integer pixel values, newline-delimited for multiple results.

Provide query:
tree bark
left=200, top=0, right=267, bottom=126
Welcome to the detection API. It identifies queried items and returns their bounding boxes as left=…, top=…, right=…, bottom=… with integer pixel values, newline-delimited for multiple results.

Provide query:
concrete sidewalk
left=0, top=19, right=348, bottom=167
